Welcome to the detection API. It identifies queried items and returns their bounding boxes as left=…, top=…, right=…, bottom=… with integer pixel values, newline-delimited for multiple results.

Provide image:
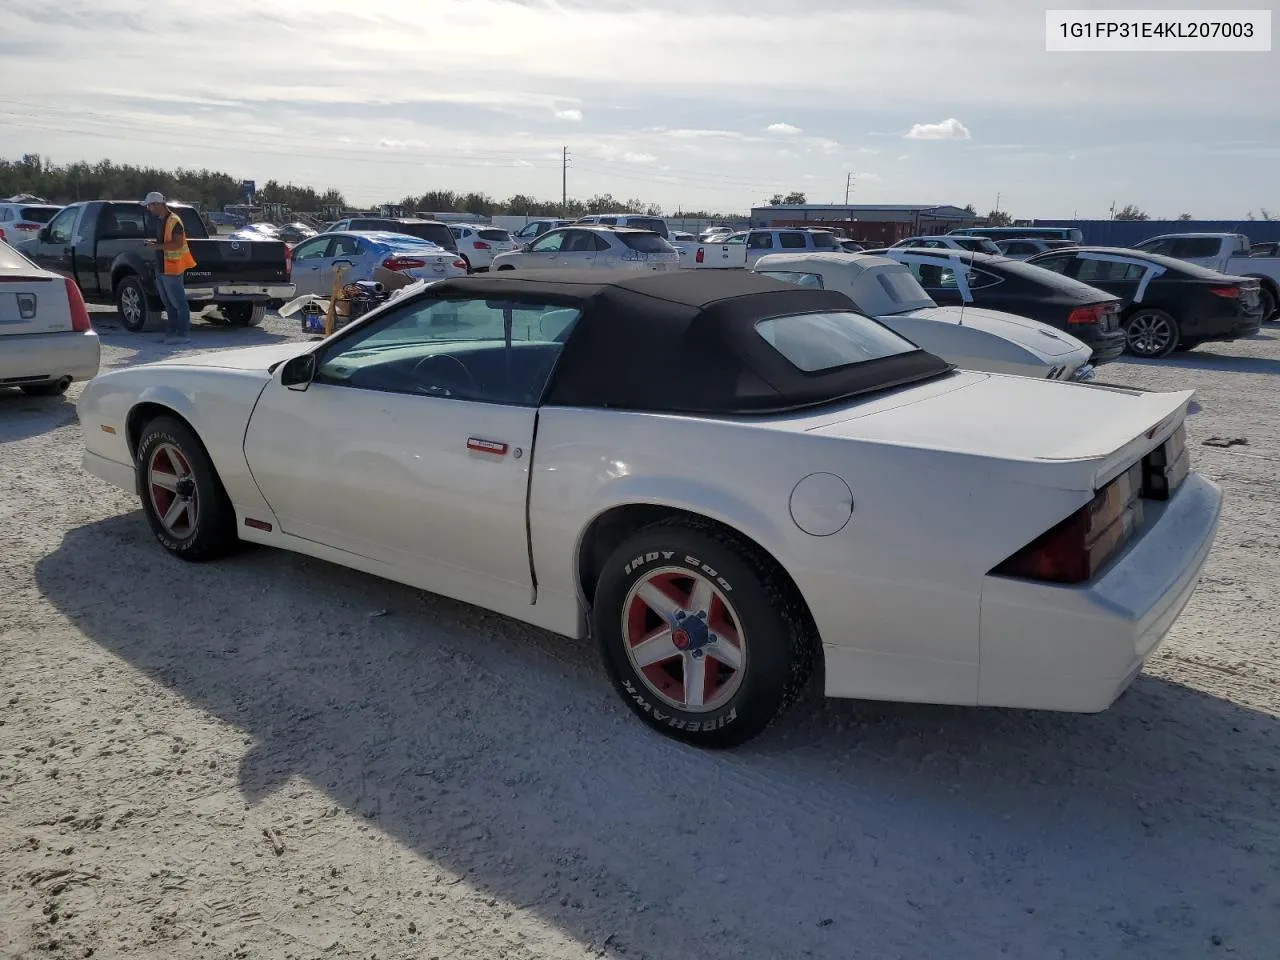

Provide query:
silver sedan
left=288, top=231, right=469, bottom=297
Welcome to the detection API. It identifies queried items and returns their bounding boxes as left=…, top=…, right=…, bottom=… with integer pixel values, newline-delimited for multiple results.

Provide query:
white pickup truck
left=1132, top=233, right=1280, bottom=320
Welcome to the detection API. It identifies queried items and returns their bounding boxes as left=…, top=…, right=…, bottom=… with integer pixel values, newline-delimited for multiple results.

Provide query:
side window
left=562, top=230, right=596, bottom=253
left=315, top=297, right=583, bottom=405
left=902, top=260, right=947, bottom=288
left=45, top=206, right=79, bottom=244
left=1169, top=237, right=1221, bottom=259
left=597, top=217, right=617, bottom=226
left=100, top=204, right=148, bottom=239
left=530, top=230, right=567, bottom=253
left=1004, top=241, right=1034, bottom=255
left=966, top=269, right=1002, bottom=290
left=1077, top=258, right=1146, bottom=283
left=590, top=232, right=613, bottom=251
left=1031, top=254, right=1074, bottom=274
left=1138, top=238, right=1173, bottom=256
left=292, top=237, right=332, bottom=261
left=747, top=232, right=774, bottom=250
left=778, top=232, right=807, bottom=249
left=330, top=235, right=362, bottom=258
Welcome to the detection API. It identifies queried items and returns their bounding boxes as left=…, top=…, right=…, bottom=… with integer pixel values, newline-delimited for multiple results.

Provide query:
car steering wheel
left=410, top=354, right=475, bottom=397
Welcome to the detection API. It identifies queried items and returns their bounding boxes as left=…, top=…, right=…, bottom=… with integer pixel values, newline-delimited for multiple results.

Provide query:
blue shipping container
left=1033, top=219, right=1280, bottom=248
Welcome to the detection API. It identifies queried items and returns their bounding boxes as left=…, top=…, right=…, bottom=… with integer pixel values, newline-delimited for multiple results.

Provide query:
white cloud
left=766, top=122, right=802, bottom=135
left=904, top=118, right=971, bottom=141
left=554, top=108, right=583, bottom=121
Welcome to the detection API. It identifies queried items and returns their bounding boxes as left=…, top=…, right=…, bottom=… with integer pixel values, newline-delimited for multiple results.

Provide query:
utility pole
left=994, top=191, right=1001, bottom=213
left=844, top=172, right=854, bottom=205
left=562, top=146, right=569, bottom=214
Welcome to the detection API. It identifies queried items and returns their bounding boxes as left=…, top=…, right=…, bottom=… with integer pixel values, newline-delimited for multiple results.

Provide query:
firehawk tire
left=592, top=520, right=816, bottom=747
left=136, top=416, right=239, bottom=562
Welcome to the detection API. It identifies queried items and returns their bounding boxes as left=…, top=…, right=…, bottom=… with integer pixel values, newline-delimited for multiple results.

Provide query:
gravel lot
left=2, top=307, right=1278, bottom=960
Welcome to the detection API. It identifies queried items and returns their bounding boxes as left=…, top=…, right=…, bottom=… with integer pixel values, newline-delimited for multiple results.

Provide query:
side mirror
left=522, top=242, right=533, bottom=252
left=281, top=353, right=317, bottom=390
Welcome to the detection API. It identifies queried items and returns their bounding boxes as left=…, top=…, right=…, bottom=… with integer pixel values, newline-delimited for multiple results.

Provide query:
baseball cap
left=142, top=191, right=166, bottom=205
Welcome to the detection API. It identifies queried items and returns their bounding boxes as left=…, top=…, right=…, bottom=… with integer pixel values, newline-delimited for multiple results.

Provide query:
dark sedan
left=1027, top=246, right=1264, bottom=358
left=865, top=248, right=1128, bottom=365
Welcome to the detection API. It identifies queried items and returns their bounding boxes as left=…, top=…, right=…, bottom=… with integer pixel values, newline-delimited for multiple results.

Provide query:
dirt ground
left=1, top=307, right=1278, bottom=960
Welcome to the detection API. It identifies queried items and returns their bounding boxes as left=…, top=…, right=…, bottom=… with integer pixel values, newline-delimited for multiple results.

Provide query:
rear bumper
left=185, top=283, right=296, bottom=302
left=0, top=330, right=100, bottom=384
left=1184, top=306, right=1263, bottom=342
left=977, top=472, right=1221, bottom=712
left=1082, top=329, right=1127, bottom=365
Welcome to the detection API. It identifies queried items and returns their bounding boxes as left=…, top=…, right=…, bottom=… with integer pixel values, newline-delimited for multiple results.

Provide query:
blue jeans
left=155, top=272, right=190, bottom=337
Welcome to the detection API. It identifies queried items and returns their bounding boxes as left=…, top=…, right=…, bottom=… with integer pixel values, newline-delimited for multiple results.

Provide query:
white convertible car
left=77, top=270, right=1221, bottom=746
left=754, top=252, right=1095, bottom=381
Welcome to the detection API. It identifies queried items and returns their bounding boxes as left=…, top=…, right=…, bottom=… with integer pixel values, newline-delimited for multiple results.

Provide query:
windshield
left=755, top=310, right=917, bottom=372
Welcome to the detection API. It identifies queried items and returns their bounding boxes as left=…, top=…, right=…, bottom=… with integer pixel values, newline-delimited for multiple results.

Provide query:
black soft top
left=420, top=270, right=951, bottom=414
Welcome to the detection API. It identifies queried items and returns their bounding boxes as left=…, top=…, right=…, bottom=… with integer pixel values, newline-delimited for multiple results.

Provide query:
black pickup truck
left=17, top=200, right=295, bottom=332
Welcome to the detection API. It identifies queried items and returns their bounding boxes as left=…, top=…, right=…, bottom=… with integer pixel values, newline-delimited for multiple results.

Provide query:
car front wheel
left=136, top=416, right=239, bottom=561
left=592, top=520, right=816, bottom=747
left=1124, top=308, right=1180, bottom=359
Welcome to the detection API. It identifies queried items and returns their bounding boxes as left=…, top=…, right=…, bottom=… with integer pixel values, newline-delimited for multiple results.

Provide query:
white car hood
left=901, top=305, right=1087, bottom=358
left=148, top=342, right=312, bottom=372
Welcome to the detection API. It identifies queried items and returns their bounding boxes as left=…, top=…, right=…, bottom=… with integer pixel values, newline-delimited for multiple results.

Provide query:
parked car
left=1130, top=233, right=1280, bottom=320
left=512, top=219, right=572, bottom=241
left=949, top=226, right=1084, bottom=243
left=995, top=238, right=1079, bottom=260
left=687, top=228, right=845, bottom=270
left=323, top=217, right=458, bottom=253
left=838, top=240, right=865, bottom=253
left=275, top=222, right=318, bottom=244
left=698, top=226, right=735, bottom=242
left=669, top=230, right=698, bottom=243
left=754, top=253, right=1094, bottom=381
left=870, top=249, right=1128, bottom=365
left=1027, top=246, right=1265, bottom=358
left=0, top=202, right=62, bottom=248
left=890, top=235, right=1002, bottom=255
left=449, top=223, right=518, bottom=271
left=288, top=231, right=467, bottom=296
left=0, top=239, right=99, bottom=396
left=76, top=270, right=1221, bottom=746
left=1247, top=241, right=1279, bottom=258
left=17, top=200, right=294, bottom=332
left=574, top=214, right=669, bottom=239
left=491, top=226, right=679, bottom=272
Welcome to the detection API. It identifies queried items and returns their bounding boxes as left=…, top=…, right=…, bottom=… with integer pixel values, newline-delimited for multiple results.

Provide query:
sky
left=0, top=0, right=1276, bottom=218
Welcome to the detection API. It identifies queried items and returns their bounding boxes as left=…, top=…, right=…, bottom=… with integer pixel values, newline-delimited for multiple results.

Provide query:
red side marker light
left=244, top=518, right=273, bottom=532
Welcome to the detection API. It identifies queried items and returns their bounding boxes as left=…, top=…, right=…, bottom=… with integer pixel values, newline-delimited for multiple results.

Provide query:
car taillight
left=0, top=227, right=6, bottom=241
left=16, top=222, right=42, bottom=230
left=64, top=278, right=93, bottom=332
left=452, top=258, right=468, bottom=270
left=1066, top=303, right=1107, bottom=325
left=695, top=248, right=705, bottom=263
left=1208, top=286, right=1239, bottom=298
left=473, top=241, right=491, bottom=250
left=991, top=463, right=1144, bottom=584
left=382, top=256, right=426, bottom=271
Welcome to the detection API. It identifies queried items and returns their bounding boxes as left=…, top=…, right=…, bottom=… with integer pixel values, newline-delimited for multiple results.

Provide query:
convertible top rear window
left=756, top=311, right=917, bottom=373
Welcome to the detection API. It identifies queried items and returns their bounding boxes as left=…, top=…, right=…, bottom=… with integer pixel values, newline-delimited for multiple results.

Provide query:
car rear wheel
left=592, top=520, right=816, bottom=747
left=1124, top=308, right=1180, bottom=359
left=1259, top=287, right=1277, bottom=323
left=115, top=275, right=158, bottom=333
left=222, top=303, right=266, bottom=327
left=136, top=416, right=239, bottom=561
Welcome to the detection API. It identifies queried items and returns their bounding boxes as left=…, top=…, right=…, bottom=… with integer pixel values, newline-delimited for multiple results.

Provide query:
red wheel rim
left=621, top=567, right=746, bottom=713
left=147, top=443, right=199, bottom=538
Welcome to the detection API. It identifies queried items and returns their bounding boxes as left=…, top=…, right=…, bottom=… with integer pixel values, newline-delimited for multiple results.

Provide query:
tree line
left=2, top=154, right=745, bottom=218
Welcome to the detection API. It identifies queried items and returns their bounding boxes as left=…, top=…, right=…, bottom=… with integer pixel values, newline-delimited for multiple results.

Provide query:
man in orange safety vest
left=143, top=191, right=197, bottom=344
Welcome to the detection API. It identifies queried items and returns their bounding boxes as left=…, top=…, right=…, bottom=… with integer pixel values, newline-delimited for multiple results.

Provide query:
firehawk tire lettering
left=597, top=522, right=815, bottom=747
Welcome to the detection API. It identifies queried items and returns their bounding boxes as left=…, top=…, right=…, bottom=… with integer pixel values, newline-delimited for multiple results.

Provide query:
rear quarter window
left=19, top=206, right=59, bottom=224
left=809, top=232, right=839, bottom=249
left=1169, top=237, right=1223, bottom=258
left=756, top=310, right=917, bottom=372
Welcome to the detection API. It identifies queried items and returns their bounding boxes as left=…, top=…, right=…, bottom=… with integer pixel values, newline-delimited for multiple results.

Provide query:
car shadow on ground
left=35, top=514, right=1280, bottom=958
left=1136, top=350, right=1280, bottom=376
left=0, top=389, right=80, bottom=444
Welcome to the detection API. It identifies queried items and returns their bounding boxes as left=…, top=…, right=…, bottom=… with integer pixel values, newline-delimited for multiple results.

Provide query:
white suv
left=449, top=223, right=518, bottom=271
left=492, top=226, right=680, bottom=272
left=0, top=202, right=62, bottom=247
left=890, top=235, right=1002, bottom=254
